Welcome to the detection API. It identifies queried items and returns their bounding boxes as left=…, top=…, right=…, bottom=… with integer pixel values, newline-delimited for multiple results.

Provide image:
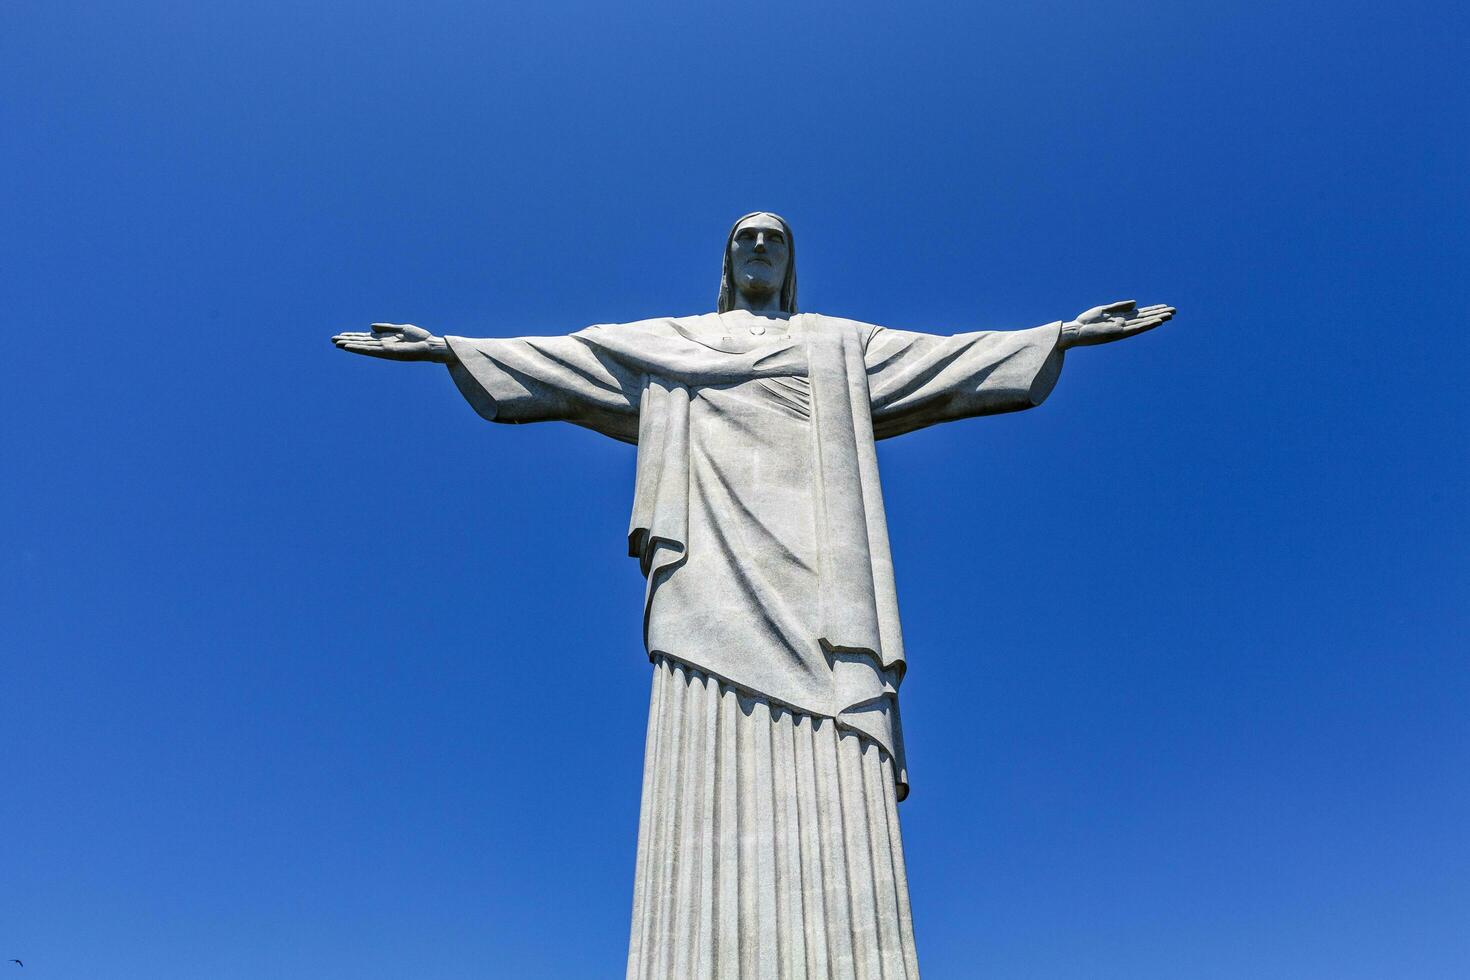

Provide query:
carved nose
left=754, top=233, right=767, bottom=252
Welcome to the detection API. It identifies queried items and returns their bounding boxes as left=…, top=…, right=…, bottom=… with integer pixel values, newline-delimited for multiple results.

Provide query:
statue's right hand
left=332, top=323, right=451, bottom=362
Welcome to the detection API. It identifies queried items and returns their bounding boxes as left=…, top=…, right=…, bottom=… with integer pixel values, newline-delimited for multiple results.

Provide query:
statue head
left=718, top=212, right=797, bottom=314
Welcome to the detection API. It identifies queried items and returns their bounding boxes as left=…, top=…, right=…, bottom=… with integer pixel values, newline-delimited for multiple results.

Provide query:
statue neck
left=731, top=289, right=786, bottom=316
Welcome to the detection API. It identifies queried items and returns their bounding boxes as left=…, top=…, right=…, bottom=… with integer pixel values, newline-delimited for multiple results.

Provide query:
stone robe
left=445, top=310, right=1065, bottom=801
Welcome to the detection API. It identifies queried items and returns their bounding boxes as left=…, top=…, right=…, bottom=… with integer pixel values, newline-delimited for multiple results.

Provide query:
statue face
left=728, top=214, right=790, bottom=302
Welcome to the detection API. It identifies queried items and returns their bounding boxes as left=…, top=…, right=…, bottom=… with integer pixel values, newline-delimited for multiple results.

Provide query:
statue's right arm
left=335, top=322, right=642, bottom=443
left=331, top=323, right=453, bottom=362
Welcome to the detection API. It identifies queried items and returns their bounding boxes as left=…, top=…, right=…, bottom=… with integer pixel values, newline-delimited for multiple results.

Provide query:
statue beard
left=737, top=268, right=781, bottom=300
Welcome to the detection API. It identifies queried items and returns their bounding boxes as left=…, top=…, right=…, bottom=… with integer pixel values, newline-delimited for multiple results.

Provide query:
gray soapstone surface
left=332, top=212, right=1174, bottom=977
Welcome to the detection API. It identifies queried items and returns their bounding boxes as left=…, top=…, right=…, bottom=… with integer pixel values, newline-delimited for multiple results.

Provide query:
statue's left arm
left=866, top=301, right=1173, bottom=439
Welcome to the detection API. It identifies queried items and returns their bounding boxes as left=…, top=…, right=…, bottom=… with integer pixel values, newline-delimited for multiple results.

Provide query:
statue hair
left=717, top=212, right=798, bottom=314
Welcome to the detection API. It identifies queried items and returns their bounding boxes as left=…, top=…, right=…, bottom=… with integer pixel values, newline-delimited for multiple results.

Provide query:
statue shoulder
left=799, top=313, right=884, bottom=343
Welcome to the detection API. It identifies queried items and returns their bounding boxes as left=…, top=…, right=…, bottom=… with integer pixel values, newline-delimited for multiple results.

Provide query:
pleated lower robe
left=628, top=657, right=921, bottom=980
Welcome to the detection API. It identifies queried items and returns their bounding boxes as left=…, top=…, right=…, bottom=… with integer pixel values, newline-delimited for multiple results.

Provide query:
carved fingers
left=332, top=323, right=449, bottom=361
left=1076, top=300, right=1136, bottom=324
left=1120, top=304, right=1175, bottom=336
left=1063, top=301, right=1176, bottom=348
left=332, top=332, right=395, bottom=358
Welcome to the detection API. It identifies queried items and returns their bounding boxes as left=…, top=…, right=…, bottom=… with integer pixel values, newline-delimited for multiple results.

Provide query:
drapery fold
left=628, top=656, right=920, bottom=980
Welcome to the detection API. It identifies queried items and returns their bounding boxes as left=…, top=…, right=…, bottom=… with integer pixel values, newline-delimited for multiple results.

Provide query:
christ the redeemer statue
left=332, top=213, right=1175, bottom=979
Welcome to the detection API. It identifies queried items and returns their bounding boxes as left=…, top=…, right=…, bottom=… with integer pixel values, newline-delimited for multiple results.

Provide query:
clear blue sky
left=3, top=1, right=1466, bottom=976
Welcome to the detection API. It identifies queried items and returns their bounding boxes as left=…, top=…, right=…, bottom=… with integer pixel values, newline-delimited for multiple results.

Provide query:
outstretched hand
left=331, top=323, right=452, bottom=362
left=1060, top=301, right=1175, bottom=349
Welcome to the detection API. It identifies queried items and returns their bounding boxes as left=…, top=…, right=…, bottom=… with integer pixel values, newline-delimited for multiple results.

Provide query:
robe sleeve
left=443, top=327, right=642, bottom=444
left=865, top=321, right=1066, bottom=440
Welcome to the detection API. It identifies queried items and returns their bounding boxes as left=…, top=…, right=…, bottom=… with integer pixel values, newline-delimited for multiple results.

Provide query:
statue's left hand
left=332, top=323, right=452, bottom=362
left=1060, top=301, right=1175, bottom=349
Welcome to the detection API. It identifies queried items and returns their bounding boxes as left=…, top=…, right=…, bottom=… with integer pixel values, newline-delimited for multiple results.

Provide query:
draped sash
left=625, top=315, right=909, bottom=795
